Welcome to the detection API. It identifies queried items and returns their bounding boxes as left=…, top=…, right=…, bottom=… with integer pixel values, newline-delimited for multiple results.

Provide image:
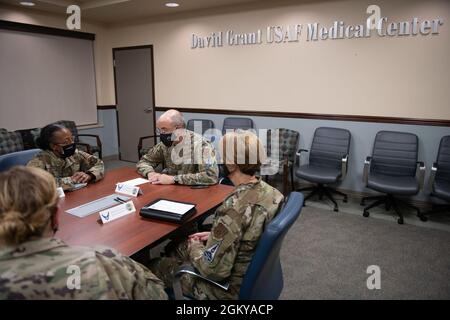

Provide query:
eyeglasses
left=156, top=128, right=179, bottom=135
left=53, top=137, right=74, bottom=146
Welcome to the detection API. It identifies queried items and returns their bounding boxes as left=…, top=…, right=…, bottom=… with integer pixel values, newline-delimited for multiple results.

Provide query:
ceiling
left=0, top=0, right=271, bottom=25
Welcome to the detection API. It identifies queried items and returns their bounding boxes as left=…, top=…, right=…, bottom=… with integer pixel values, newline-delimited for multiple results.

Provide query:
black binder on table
left=139, top=198, right=196, bottom=224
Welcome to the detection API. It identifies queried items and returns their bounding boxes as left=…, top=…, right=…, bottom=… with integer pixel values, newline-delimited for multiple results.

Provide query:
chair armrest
left=77, top=134, right=102, bottom=158
left=77, top=134, right=102, bottom=148
left=173, top=264, right=229, bottom=300
left=137, top=135, right=158, bottom=157
left=416, top=161, right=426, bottom=190
left=295, top=149, right=308, bottom=157
left=363, top=156, right=372, bottom=185
left=341, top=154, right=349, bottom=178
left=75, top=142, right=92, bottom=155
left=295, top=149, right=308, bottom=165
left=428, top=162, right=437, bottom=192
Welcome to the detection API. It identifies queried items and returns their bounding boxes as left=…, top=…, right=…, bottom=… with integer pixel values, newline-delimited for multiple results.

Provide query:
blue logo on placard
left=101, top=212, right=110, bottom=221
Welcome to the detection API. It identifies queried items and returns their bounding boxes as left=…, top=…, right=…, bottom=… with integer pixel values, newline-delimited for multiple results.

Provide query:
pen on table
left=114, top=197, right=127, bottom=204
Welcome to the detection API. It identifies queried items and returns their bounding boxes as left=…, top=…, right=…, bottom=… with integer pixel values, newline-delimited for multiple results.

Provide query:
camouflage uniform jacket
left=0, top=238, right=167, bottom=300
left=27, top=149, right=104, bottom=191
left=136, top=130, right=218, bottom=185
left=188, top=178, right=284, bottom=299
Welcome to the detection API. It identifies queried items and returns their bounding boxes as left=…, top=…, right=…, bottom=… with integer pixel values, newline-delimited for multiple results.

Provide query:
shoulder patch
left=226, top=208, right=242, bottom=222
left=203, top=242, right=221, bottom=263
left=213, top=222, right=228, bottom=239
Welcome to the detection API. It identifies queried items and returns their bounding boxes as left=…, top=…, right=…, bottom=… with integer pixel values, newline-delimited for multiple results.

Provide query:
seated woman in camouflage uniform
left=27, top=123, right=104, bottom=191
left=149, top=131, right=284, bottom=299
left=0, top=166, right=167, bottom=300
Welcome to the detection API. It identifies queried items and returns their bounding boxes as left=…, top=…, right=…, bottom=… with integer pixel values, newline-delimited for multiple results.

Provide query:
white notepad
left=120, top=178, right=150, bottom=186
left=147, top=200, right=195, bottom=216
left=66, top=194, right=131, bottom=218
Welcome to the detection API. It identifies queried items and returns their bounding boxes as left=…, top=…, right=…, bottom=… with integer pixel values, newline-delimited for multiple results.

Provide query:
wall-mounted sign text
left=191, top=6, right=443, bottom=49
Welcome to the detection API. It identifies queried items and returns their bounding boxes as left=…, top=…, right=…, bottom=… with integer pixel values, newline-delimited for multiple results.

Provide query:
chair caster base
left=333, top=207, right=339, bottom=212
left=343, top=197, right=348, bottom=203
left=363, top=210, right=370, bottom=217
left=397, top=217, right=404, bottom=225
left=418, top=214, right=428, bottom=222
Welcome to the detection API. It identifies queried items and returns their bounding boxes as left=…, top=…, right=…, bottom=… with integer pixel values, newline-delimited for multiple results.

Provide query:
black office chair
left=186, top=119, right=214, bottom=135
left=173, top=192, right=304, bottom=300
left=222, top=117, right=254, bottom=135
left=419, top=135, right=450, bottom=221
left=295, top=127, right=351, bottom=212
left=361, top=131, right=425, bottom=225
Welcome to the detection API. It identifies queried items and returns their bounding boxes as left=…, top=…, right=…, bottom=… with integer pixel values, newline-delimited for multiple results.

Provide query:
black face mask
left=222, top=164, right=231, bottom=177
left=61, top=143, right=76, bottom=158
left=160, top=133, right=174, bottom=147
left=220, top=165, right=234, bottom=186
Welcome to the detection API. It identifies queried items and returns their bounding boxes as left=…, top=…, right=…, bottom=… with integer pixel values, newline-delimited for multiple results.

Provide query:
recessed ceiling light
left=165, top=2, right=179, bottom=8
left=20, top=1, right=35, bottom=6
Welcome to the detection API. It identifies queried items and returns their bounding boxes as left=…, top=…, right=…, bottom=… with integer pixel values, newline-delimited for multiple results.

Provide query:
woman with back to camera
left=0, top=166, right=167, bottom=300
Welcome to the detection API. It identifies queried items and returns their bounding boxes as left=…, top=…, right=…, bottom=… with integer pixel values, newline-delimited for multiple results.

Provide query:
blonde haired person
left=0, top=166, right=167, bottom=300
left=149, top=130, right=284, bottom=299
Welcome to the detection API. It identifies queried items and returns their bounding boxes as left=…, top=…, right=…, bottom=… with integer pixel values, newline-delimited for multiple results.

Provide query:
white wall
left=104, top=0, right=450, bottom=120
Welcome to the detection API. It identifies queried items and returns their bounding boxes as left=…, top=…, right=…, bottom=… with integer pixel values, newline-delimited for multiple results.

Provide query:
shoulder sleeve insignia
left=203, top=241, right=221, bottom=263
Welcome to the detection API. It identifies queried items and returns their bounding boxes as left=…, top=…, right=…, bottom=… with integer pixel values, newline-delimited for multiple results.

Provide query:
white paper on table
left=119, top=178, right=150, bottom=186
left=147, top=200, right=195, bottom=216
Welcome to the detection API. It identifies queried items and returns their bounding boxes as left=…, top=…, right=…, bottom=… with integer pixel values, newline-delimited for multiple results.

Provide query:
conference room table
left=57, top=167, right=234, bottom=257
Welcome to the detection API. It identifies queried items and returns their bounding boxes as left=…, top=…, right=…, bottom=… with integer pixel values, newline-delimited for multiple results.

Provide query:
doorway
left=113, top=45, right=155, bottom=162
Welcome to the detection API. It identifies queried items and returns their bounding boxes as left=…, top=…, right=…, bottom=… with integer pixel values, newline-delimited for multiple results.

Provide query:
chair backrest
left=0, top=129, right=24, bottom=156
left=186, top=119, right=214, bottom=135
left=0, top=149, right=41, bottom=172
left=15, top=128, right=41, bottom=150
left=54, top=120, right=79, bottom=141
left=239, top=192, right=304, bottom=300
left=371, top=131, right=418, bottom=177
left=222, top=117, right=254, bottom=135
left=309, top=127, right=351, bottom=170
left=267, top=128, right=300, bottom=163
left=436, top=135, right=450, bottom=182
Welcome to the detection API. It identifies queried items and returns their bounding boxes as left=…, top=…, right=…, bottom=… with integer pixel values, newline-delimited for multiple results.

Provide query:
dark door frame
left=112, top=44, right=156, bottom=161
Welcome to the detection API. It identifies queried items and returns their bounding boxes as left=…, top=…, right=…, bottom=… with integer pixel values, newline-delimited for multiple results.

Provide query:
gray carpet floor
left=280, top=204, right=450, bottom=299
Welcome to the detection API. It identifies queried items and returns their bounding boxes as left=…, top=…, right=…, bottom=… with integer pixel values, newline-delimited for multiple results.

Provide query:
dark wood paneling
left=97, top=105, right=116, bottom=110
left=155, top=106, right=450, bottom=127
left=0, top=19, right=95, bottom=40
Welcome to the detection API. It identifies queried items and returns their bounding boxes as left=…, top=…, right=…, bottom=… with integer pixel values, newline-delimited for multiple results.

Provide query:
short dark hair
left=35, top=124, right=66, bottom=150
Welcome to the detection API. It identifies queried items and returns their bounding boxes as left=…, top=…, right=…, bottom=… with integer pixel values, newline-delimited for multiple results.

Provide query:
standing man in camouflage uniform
left=0, top=166, right=167, bottom=300
left=137, top=109, right=218, bottom=185
left=149, top=131, right=284, bottom=299
left=27, top=123, right=104, bottom=191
